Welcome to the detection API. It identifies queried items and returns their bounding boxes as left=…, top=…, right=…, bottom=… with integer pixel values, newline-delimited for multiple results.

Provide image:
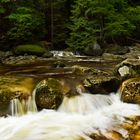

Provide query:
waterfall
left=0, top=90, right=140, bottom=140
left=58, top=93, right=113, bottom=114
left=10, top=89, right=37, bottom=116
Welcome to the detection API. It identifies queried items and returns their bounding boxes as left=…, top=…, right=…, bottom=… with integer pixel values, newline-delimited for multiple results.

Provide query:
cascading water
left=10, top=89, right=37, bottom=116
left=0, top=88, right=140, bottom=140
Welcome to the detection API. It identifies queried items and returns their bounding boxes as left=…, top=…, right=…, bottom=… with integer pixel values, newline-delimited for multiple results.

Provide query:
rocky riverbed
left=0, top=44, right=139, bottom=114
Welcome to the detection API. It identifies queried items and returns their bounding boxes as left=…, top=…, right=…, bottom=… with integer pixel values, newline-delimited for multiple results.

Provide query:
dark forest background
left=0, top=0, right=140, bottom=52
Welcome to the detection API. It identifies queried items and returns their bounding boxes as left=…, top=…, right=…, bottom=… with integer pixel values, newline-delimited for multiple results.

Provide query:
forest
left=0, top=0, right=140, bottom=52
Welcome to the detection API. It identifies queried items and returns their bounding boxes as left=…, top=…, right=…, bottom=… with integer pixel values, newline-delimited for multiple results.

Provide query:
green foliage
left=7, top=7, right=46, bottom=43
left=66, top=0, right=97, bottom=51
left=105, top=14, right=135, bottom=39
left=0, top=6, right=5, bottom=14
left=0, top=0, right=10, bottom=2
left=14, top=44, right=46, bottom=56
left=125, top=6, right=140, bottom=39
left=0, top=0, right=47, bottom=50
left=1, top=0, right=140, bottom=51
left=67, top=0, right=140, bottom=51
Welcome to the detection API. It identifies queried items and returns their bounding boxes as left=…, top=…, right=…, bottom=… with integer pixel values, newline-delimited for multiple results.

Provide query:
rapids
left=0, top=92, right=140, bottom=140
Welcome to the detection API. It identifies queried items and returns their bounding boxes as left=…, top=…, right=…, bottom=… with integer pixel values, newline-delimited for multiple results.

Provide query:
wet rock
left=2, top=55, right=36, bottom=65
left=123, top=116, right=140, bottom=140
left=90, top=131, right=123, bottom=140
left=83, top=42, right=103, bottom=56
left=42, top=51, right=53, bottom=58
left=116, top=58, right=140, bottom=77
left=0, top=51, right=14, bottom=63
left=0, top=76, right=35, bottom=106
left=120, top=78, right=140, bottom=104
left=72, top=65, right=94, bottom=75
left=5, top=51, right=14, bottom=57
left=2, top=55, right=47, bottom=66
left=52, top=61, right=66, bottom=68
left=83, top=72, right=120, bottom=94
left=89, top=133, right=109, bottom=140
left=35, top=78, right=64, bottom=110
left=105, top=44, right=129, bottom=55
left=125, top=44, right=140, bottom=59
left=102, top=53, right=125, bottom=61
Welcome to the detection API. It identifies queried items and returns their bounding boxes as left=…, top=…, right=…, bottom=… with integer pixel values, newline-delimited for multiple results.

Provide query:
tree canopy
left=0, top=0, right=140, bottom=51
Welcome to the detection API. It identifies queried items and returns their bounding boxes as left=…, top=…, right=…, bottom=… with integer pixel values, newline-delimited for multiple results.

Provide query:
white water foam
left=0, top=93, right=140, bottom=140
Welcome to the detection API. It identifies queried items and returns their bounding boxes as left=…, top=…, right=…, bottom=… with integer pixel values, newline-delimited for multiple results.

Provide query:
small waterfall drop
left=10, top=89, right=37, bottom=116
left=58, top=93, right=113, bottom=114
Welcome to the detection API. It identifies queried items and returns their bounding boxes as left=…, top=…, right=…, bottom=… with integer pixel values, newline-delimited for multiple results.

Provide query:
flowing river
left=0, top=53, right=139, bottom=140
left=0, top=91, right=139, bottom=140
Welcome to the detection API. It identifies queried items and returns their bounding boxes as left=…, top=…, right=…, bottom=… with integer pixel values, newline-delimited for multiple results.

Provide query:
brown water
left=0, top=57, right=120, bottom=80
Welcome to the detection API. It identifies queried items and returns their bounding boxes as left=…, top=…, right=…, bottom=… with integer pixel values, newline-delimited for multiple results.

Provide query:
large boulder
left=83, top=73, right=120, bottom=94
left=35, top=78, right=64, bottom=110
left=120, top=78, right=140, bottom=104
left=84, top=42, right=103, bottom=56
left=104, top=44, right=129, bottom=55
left=14, top=44, right=47, bottom=56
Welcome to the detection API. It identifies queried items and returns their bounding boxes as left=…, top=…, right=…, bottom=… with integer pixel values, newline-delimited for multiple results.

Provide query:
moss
left=72, top=65, right=93, bottom=75
left=14, top=44, right=46, bottom=56
left=0, top=76, right=35, bottom=105
left=46, top=78, right=63, bottom=92
left=0, top=89, right=15, bottom=104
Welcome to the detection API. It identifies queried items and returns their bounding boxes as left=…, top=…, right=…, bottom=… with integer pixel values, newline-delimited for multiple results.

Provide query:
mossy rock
left=83, top=74, right=120, bottom=94
left=35, top=78, right=64, bottom=110
left=120, top=78, right=140, bottom=104
left=72, top=65, right=94, bottom=75
left=52, top=61, right=66, bottom=68
left=105, top=44, right=129, bottom=55
left=102, top=53, right=125, bottom=61
left=0, top=76, right=35, bottom=105
left=14, top=44, right=47, bottom=56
